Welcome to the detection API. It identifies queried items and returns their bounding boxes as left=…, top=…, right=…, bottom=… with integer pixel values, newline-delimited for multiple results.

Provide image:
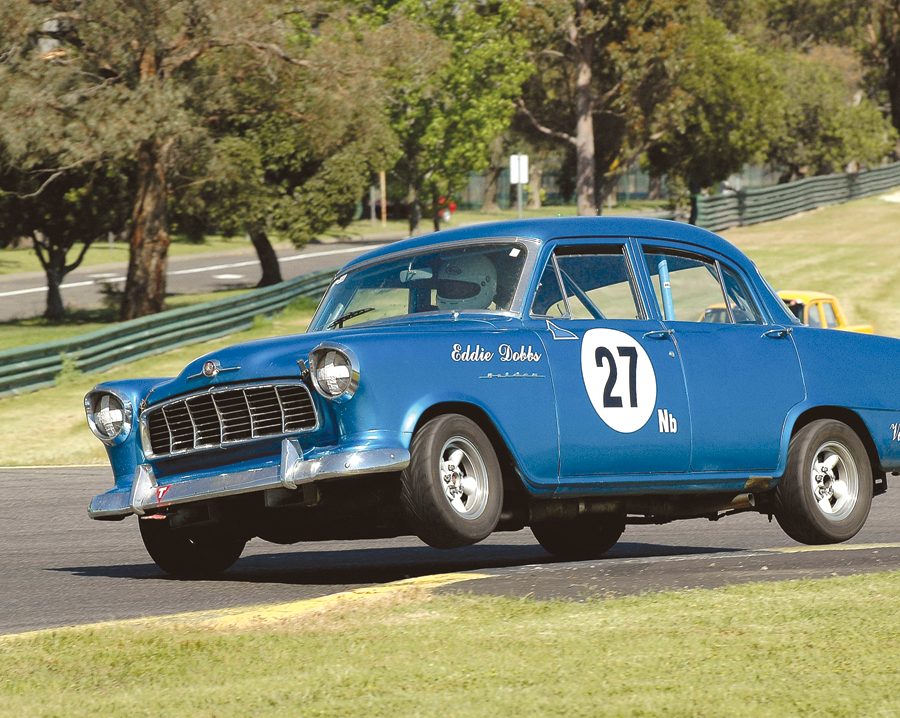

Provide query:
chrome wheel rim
left=809, top=440, right=859, bottom=521
left=439, top=436, right=489, bottom=520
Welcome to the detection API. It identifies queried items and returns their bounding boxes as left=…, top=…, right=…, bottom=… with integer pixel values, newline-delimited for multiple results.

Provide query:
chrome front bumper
left=88, top=439, right=410, bottom=519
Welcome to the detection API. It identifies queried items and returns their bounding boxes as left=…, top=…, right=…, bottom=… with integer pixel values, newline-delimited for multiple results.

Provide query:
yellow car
left=777, top=290, right=873, bottom=333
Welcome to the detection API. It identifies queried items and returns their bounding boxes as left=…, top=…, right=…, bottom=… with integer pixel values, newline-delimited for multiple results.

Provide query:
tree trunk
left=248, top=225, right=282, bottom=287
left=407, top=184, right=421, bottom=236
left=43, top=247, right=66, bottom=322
left=527, top=157, right=543, bottom=209
left=121, top=139, right=171, bottom=320
left=481, top=135, right=504, bottom=211
left=647, top=174, right=662, bottom=201
left=432, top=189, right=442, bottom=232
left=887, top=42, right=900, bottom=135
left=571, top=13, right=596, bottom=216
left=688, top=177, right=701, bottom=226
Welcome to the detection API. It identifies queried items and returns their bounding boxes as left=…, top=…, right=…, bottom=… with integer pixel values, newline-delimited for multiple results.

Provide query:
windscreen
left=309, top=242, right=528, bottom=331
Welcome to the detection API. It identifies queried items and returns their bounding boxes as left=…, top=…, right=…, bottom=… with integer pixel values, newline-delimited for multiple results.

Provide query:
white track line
left=0, top=245, right=380, bottom=298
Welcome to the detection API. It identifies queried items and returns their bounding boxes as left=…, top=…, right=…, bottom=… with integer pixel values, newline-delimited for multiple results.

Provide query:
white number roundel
left=580, top=328, right=657, bottom=433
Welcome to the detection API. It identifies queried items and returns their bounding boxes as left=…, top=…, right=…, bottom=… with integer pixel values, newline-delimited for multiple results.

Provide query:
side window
left=807, top=303, right=823, bottom=327
left=530, top=246, right=642, bottom=320
left=531, top=261, right=567, bottom=317
left=644, top=250, right=727, bottom=322
left=784, top=299, right=805, bottom=322
left=822, top=302, right=839, bottom=328
left=720, top=265, right=763, bottom=324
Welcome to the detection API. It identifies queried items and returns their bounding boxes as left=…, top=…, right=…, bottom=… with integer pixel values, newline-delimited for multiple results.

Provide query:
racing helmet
left=435, top=254, right=497, bottom=310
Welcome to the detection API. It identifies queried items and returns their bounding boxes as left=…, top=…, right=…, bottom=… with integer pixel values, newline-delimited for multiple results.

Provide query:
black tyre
left=400, top=414, right=503, bottom=548
left=774, top=419, right=873, bottom=544
left=531, top=513, right=625, bottom=559
left=139, top=519, right=246, bottom=578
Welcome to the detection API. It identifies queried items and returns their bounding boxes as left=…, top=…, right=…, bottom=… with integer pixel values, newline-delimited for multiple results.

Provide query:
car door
left=527, top=241, right=692, bottom=484
left=639, top=243, right=806, bottom=473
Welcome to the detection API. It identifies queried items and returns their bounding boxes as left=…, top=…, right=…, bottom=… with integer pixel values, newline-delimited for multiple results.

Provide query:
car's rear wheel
left=139, top=518, right=246, bottom=578
left=774, top=419, right=873, bottom=544
left=400, top=414, right=503, bottom=548
left=531, top=513, right=625, bottom=559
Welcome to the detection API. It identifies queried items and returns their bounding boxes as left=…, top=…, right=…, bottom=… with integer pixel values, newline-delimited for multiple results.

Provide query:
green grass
left=0, top=289, right=251, bottom=351
left=0, top=299, right=316, bottom=466
left=3, top=571, right=900, bottom=717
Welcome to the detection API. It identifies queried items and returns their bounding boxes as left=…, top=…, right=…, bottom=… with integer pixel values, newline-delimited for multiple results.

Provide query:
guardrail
left=0, top=269, right=335, bottom=398
left=696, top=162, right=900, bottom=232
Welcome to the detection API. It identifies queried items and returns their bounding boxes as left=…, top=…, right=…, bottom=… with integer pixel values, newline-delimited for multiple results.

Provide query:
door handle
left=643, top=329, right=674, bottom=340
left=762, top=327, right=792, bottom=339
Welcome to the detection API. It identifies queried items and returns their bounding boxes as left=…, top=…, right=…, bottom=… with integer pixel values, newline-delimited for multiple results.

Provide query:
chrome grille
left=143, top=383, right=317, bottom=458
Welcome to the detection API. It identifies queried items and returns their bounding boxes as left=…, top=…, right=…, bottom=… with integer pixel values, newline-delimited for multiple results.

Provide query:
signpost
left=510, top=154, right=529, bottom=219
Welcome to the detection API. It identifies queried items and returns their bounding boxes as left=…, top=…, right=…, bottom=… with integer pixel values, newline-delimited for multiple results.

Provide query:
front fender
left=317, top=326, right=560, bottom=491
left=88, top=377, right=169, bottom=488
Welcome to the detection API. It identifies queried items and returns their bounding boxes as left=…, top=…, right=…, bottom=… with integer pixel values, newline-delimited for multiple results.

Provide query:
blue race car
left=85, top=218, right=900, bottom=577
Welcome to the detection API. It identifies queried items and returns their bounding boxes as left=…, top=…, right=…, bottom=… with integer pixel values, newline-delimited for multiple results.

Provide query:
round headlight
left=309, top=345, right=359, bottom=401
left=85, top=390, right=133, bottom=444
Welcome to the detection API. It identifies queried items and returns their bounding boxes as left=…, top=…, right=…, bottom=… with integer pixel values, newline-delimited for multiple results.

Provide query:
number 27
left=595, top=346, right=638, bottom=409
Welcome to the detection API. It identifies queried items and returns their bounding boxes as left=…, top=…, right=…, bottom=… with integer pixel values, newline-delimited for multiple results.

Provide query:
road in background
left=1, top=467, right=897, bottom=635
left=0, top=239, right=395, bottom=322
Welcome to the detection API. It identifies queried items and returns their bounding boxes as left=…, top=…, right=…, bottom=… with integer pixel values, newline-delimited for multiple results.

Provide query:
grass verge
left=2, top=571, right=900, bottom=717
left=0, top=289, right=250, bottom=350
left=0, top=299, right=316, bottom=466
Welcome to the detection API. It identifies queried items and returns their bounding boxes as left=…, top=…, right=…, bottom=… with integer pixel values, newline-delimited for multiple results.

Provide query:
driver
left=435, top=254, right=497, bottom=310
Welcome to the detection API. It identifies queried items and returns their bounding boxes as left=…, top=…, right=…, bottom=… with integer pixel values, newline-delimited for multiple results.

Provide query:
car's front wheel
left=774, top=419, right=873, bottom=544
left=139, top=519, right=246, bottom=578
left=400, top=414, right=503, bottom=548
left=531, top=513, right=625, bottom=559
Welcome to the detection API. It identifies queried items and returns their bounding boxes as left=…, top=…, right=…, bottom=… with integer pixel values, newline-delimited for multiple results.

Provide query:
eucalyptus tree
left=172, top=10, right=400, bottom=286
left=765, top=53, right=897, bottom=181
left=0, top=2, right=134, bottom=320
left=375, top=0, right=532, bottom=234
left=0, top=163, right=131, bottom=320
left=716, top=0, right=900, bottom=140
left=644, top=17, right=781, bottom=223
left=516, top=0, right=704, bottom=215
left=0, top=0, right=312, bottom=319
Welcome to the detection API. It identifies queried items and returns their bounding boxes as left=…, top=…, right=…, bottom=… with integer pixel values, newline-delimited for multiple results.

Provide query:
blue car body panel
left=87, top=217, right=900, bottom=514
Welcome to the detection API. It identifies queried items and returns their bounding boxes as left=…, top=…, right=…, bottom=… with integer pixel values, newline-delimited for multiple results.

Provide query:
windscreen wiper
left=328, top=307, right=375, bottom=329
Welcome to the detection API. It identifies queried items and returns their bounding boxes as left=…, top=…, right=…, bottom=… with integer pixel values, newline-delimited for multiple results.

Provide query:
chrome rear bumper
left=88, top=439, right=410, bottom=519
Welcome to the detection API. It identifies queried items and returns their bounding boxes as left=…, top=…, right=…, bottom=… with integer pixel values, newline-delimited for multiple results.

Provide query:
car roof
left=777, top=290, right=837, bottom=303
left=340, top=217, right=748, bottom=272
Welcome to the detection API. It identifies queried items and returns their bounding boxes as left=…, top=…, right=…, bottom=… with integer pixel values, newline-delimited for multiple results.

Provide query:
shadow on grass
left=54, top=541, right=746, bottom=585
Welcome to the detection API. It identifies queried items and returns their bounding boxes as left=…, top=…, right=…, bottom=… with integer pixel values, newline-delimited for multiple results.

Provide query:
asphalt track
left=1, top=468, right=898, bottom=636
left=0, top=239, right=394, bottom=321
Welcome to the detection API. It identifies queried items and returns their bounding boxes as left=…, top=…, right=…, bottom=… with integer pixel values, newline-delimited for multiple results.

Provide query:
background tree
left=0, top=163, right=131, bottom=320
left=645, top=17, right=781, bottom=223
left=765, top=52, right=897, bottom=181
left=0, top=0, right=309, bottom=320
left=376, top=0, right=531, bottom=234
left=717, top=0, right=900, bottom=143
left=0, top=3, right=133, bottom=320
left=173, top=11, right=400, bottom=286
left=516, top=0, right=703, bottom=215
